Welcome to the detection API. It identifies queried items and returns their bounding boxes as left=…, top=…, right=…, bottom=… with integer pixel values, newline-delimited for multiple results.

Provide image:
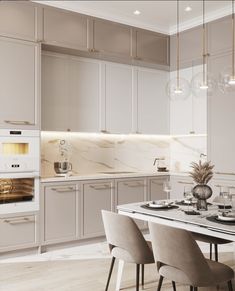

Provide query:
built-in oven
left=0, top=129, right=40, bottom=174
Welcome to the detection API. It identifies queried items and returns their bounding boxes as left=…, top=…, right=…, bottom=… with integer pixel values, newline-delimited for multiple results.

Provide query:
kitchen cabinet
left=0, top=37, right=40, bottom=129
left=42, top=52, right=101, bottom=132
left=0, top=2, right=42, bottom=42
left=43, top=7, right=89, bottom=51
left=116, top=178, right=147, bottom=229
left=148, top=176, right=168, bottom=200
left=82, top=180, right=114, bottom=238
left=92, top=19, right=132, bottom=58
left=208, top=52, right=235, bottom=174
left=105, top=63, right=133, bottom=133
left=134, top=29, right=169, bottom=66
left=43, top=184, right=78, bottom=244
left=137, top=67, right=169, bottom=134
left=170, top=175, right=193, bottom=200
left=170, top=64, right=207, bottom=135
left=0, top=212, right=38, bottom=252
left=170, top=26, right=203, bottom=69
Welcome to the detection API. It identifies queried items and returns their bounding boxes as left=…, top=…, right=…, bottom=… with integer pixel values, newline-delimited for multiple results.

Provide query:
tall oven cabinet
left=0, top=36, right=40, bottom=129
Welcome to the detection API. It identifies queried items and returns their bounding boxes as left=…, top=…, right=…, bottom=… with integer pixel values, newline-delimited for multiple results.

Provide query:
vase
left=192, top=184, right=212, bottom=211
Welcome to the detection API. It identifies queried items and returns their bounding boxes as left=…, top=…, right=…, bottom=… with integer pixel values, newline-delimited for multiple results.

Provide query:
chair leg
left=136, top=264, right=140, bottom=291
left=194, top=288, right=198, bottom=291
left=190, top=287, right=193, bottom=291
left=172, top=281, right=176, bottom=291
left=116, top=260, right=124, bottom=291
left=157, top=275, right=164, bottom=291
left=214, top=244, right=218, bottom=261
left=228, top=280, right=233, bottom=291
left=105, top=257, right=116, bottom=291
left=209, top=243, right=212, bottom=260
left=141, top=264, right=144, bottom=287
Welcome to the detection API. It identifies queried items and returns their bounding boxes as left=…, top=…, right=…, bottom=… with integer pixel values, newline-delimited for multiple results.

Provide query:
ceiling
left=35, top=1, right=232, bottom=35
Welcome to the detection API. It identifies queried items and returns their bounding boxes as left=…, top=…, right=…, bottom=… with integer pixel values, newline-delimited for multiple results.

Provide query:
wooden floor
left=0, top=251, right=234, bottom=291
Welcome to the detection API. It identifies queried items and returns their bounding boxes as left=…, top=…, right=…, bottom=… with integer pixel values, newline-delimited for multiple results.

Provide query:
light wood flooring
left=0, top=251, right=234, bottom=291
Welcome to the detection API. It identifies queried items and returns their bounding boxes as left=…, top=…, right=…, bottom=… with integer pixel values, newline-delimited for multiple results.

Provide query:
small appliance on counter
left=54, top=139, right=72, bottom=176
left=153, top=157, right=169, bottom=172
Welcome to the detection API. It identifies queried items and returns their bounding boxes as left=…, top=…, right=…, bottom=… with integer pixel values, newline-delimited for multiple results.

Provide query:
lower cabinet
left=148, top=176, right=168, bottom=200
left=0, top=212, right=38, bottom=252
left=81, top=180, right=114, bottom=238
left=170, top=175, right=194, bottom=200
left=115, top=178, right=147, bottom=229
left=42, top=183, right=79, bottom=244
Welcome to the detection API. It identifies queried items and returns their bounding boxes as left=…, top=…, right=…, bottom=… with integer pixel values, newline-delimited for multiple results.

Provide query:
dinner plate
left=146, top=202, right=174, bottom=209
left=216, top=214, right=235, bottom=222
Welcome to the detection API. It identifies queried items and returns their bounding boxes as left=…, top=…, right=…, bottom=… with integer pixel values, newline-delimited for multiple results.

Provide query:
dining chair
left=149, top=222, right=234, bottom=291
left=102, top=210, right=155, bottom=291
left=191, top=232, right=232, bottom=261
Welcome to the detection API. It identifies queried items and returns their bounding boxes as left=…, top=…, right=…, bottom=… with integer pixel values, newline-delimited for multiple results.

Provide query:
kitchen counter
left=40, top=171, right=189, bottom=183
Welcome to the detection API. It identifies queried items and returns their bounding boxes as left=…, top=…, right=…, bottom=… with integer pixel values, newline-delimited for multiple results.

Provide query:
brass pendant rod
left=176, top=0, right=180, bottom=88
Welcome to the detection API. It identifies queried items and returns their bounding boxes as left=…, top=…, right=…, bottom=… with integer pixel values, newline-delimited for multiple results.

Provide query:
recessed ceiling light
left=185, top=6, right=192, bottom=12
left=133, top=10, right=141, bottom=15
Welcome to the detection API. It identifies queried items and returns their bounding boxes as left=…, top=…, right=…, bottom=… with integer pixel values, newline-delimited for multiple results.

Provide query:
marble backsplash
left=41, top=132, right=207, bottom=177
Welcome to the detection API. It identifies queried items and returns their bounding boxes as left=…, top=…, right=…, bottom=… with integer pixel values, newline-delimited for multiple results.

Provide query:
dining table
left=117, top=201, right=235, bottom=242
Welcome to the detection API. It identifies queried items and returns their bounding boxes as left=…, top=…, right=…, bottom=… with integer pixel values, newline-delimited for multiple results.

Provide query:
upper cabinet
left=170, top=64, right=207, bottom=135
left=136, top=67, right=169, bottom=134
left=105, top=63, right=133, bottom=133
left=133, top=29, right=169, bottom=66
left=0, top=37, right=40, bottom=129
left=0, top=2, right=42, bottom=42
left=92, top=19, right=132, bottom=58
left=43, top=7, right=89, bottom=51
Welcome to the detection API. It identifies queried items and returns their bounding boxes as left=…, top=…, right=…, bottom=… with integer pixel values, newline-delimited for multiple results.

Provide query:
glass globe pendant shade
left=166, top=77, right=191, bottom=101
left=191, top=71, right=216, bottom=98
left=219, top=67, right=235, bottom=93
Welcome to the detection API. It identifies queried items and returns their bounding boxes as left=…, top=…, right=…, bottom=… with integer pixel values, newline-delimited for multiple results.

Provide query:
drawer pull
left=89, top=184, right=113, bottom=190
left=4, top=120, right=35, bottom=126
left=3, top=217, right=33, bottom=225
left=177, top=181, right=194, bottom=185
left=215, top=172, right=235, bottom=176
left=51, top=187, right=75, bottom=192
left=123, top=182, right=145, bottom=188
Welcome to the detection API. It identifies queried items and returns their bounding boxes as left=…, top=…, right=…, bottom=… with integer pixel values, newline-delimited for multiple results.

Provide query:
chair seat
left=192, top=232, right=231, bottom=245
left=159, top=259, right=234, bottom=287
left=111, top=241, right=154, bottom=265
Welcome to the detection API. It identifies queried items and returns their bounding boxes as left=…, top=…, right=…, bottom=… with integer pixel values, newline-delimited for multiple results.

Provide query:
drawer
left=0, top=214, right=37, bottom=250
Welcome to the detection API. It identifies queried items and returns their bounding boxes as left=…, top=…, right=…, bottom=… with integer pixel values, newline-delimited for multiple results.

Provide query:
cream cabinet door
left=149, top=177, right=168, bottom=201
left=44, top=184, right=77, bottom=244
left=0, top=37, right=40, bottom=129
left=69, top=57, right=101, bottom=132
left=170, top=176, right=194, bottom=200
left=137, top=67, right=169, bottom=134
left=82, top=180, right=114, bottom=238
left=116, top=178, right=147, bottom=229
left=43, top=7, right=88, bottom=51
left=105, top=63, right=133, bottom=133
left=0, top=2, right=40, bottom=41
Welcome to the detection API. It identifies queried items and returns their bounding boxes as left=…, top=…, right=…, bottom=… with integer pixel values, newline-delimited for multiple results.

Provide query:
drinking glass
left=163, top=181, right=172, bottom=202
left=219, top=186, right=229, bottom=212
left=183, top=185, right=193, bottom=213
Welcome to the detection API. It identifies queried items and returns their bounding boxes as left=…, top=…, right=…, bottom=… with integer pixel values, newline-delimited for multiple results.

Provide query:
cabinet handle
left=189, top=131, right=195, bottom=134
left=89, top=184, right=113, bottom=190
left=51, top=187, right=75, bottom=192
left=88, top=48, right=99, bottom=53
left=100, top=130, right=110, bottom=134
left=123, top=182, right=145, bottom=188
left=215, top=172, right=235, bottom=176
left=3, top=217, right=34, bottom=225
left=4, top=120, right=35, bottom=126
left=177, top=181, right=194, bottom=185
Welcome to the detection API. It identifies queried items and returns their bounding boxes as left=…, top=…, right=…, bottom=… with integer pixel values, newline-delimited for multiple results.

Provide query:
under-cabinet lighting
left=185, top=6, right=192, bottom=12
left=133, top=10, right=141, bottom=15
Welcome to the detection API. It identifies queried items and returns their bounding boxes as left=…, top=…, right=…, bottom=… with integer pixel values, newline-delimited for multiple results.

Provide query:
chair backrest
left=102, top=210, right=153, bottom=264
left=148, top=222, right=213, bottom=286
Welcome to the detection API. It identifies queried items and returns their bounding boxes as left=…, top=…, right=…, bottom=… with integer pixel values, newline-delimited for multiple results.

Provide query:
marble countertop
left=40, top=171, right=189, bottom=183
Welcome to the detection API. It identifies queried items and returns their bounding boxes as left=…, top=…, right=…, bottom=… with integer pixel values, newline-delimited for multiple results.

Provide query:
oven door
left=0, top=135, right=39, bottom=173
left=0, top=173, right=39, bottom=214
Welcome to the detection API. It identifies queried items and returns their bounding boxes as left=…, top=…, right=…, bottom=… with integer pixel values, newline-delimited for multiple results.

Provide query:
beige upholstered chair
left=102, top=210, right=155, bottom=291
left=192, top=232, right=232, bottom=261
left=149, top=223, right=234, bottom=291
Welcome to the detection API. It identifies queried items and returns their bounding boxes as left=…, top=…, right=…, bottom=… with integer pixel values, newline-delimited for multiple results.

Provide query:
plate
left=216, top=214, right=235, bottom=222
left=147, top=202, right=173, bottom=209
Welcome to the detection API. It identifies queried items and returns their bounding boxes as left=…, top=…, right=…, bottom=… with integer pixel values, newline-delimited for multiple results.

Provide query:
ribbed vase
left=192, top=184, right=212, bottom=211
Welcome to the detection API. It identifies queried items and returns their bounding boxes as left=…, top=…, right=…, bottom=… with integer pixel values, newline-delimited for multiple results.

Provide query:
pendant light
left=166, top=0, right=190, bottom=101
left=191, top=0, right=216, bottom=97
left=219, top=0, right=235, bottom=93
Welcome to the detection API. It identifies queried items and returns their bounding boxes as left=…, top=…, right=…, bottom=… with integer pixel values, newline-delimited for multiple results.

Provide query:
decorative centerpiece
left=189, top=161, right=214, bottom=211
